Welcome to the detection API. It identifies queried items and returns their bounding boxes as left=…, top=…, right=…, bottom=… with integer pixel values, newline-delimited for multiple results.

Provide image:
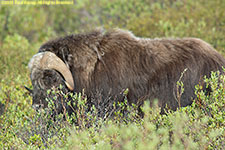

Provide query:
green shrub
left=1, top=70, right=224, bottom=149
left=62, top=70, right=225, bottom=150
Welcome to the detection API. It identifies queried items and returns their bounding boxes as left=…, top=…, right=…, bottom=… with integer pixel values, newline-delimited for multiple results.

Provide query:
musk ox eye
left=40, top=70, right=64, bottom=89
left=40, top=76, right=55, bottom=89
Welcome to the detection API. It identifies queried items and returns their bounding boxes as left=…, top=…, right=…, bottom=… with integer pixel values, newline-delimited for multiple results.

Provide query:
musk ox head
left=27, top=29, right=106, bottom=111
left=28, top=52, right=74, bottom=109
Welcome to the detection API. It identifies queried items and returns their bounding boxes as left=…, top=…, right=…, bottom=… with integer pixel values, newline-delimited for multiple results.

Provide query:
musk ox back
left=28, top=28, right=225, bottom=113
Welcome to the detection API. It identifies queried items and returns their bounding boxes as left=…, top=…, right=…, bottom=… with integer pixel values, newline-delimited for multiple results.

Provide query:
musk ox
left=27, top=28, right=225, bottom=113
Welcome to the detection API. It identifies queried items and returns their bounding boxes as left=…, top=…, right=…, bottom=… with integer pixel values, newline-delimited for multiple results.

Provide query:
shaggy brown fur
left=30, top=28, right=225, bottom=112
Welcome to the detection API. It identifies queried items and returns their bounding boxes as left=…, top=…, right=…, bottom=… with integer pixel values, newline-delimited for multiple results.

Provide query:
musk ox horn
left=24, top=85, right=33, bottom=94
left=28, top=52, right=74, bottom=91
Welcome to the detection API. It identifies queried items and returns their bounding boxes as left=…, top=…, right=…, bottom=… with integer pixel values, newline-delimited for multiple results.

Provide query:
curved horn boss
left=29, top=52, right=74, bottom=91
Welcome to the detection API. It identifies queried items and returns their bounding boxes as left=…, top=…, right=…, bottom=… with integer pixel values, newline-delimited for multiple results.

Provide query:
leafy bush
left=1, top=70, right=224, bottom=149
left=0, top=0, right=224, bottom=149
left=63, top=70, right=225, bottom=150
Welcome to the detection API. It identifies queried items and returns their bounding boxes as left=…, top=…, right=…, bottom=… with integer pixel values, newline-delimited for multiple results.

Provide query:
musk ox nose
left=32, top=104, right=44, bottom=110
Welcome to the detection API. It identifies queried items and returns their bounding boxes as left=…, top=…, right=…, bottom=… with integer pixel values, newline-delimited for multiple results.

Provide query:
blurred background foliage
left=0, top=0, right=225, bottom=149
